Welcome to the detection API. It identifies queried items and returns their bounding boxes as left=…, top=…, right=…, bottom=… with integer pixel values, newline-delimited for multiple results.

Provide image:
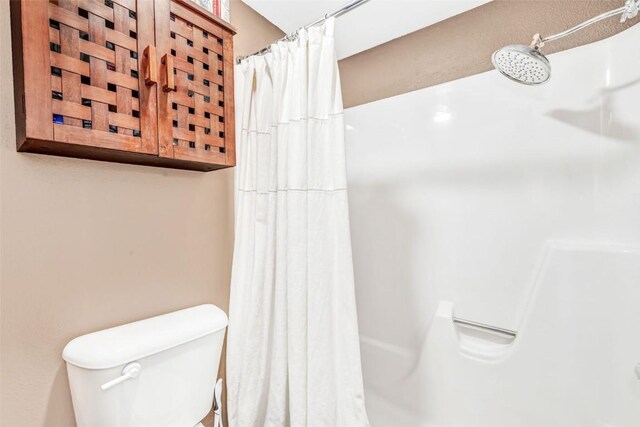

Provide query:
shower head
left=491, top=44, right=551, bottom=85
left=492, top=1, right=638, bottom=85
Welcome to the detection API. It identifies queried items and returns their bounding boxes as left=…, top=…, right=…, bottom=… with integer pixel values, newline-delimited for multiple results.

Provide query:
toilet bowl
left=63, top=304, right=228, bottom=427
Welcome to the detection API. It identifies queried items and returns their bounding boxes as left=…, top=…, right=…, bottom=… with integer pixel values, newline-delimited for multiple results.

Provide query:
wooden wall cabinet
left=10, top=0, right=236, bottom=171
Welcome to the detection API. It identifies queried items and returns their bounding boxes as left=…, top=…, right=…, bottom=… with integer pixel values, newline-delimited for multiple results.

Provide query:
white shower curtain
left=227, top=18, right=369, bottom=427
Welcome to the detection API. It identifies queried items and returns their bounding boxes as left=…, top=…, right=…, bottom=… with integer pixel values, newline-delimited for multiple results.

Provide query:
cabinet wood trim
left=136, top=0, right=158, bottom=154
left=222, top=30, right=236, bottom=167
left=20, top=0, right=53, bottom=142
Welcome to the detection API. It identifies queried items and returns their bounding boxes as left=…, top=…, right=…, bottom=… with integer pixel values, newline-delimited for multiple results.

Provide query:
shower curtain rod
left=235, top=0, right=371, bottom=64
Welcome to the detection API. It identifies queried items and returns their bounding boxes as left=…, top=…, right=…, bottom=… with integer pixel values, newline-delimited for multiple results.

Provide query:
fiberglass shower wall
left=345, top=25, right=640, bottom=427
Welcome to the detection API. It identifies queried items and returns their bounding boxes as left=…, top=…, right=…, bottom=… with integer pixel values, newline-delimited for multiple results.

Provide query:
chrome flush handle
left=101, top=362, right=142, bottom=391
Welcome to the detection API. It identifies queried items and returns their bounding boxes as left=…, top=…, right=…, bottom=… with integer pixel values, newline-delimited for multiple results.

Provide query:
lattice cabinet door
left=12, top=0, right=158, bottom=157
left=12, top=0, right=236, bottom=171
left=155, top=0, right=236, bottom=170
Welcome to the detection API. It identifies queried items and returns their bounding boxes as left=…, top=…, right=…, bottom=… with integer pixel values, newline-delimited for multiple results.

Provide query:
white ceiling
left=242, top=0, right=491, bottom=59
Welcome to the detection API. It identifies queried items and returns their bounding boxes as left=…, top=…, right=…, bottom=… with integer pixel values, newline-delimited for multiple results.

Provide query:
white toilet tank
left=63, top=304, right=228, bottom=427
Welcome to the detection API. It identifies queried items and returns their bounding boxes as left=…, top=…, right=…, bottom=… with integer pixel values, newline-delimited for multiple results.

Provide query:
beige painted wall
left=340, top=0, right=639, bottom=108
left=0, top=1, right=282, bottom=426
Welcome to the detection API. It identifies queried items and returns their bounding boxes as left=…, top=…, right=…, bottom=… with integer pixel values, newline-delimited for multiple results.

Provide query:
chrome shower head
left=492, top=2, right=637, bottom=85
left=491, top=44, right=551, bottom=85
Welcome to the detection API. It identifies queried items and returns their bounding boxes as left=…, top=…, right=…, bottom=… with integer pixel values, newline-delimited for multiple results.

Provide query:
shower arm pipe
left=235, top=0, right=371, bottom=64
left=532, top=5, right=629, bottom=48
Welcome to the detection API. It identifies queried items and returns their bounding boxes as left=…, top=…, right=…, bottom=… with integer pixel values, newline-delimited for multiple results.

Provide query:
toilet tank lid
left=62, top=304, right=228, bottom=369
